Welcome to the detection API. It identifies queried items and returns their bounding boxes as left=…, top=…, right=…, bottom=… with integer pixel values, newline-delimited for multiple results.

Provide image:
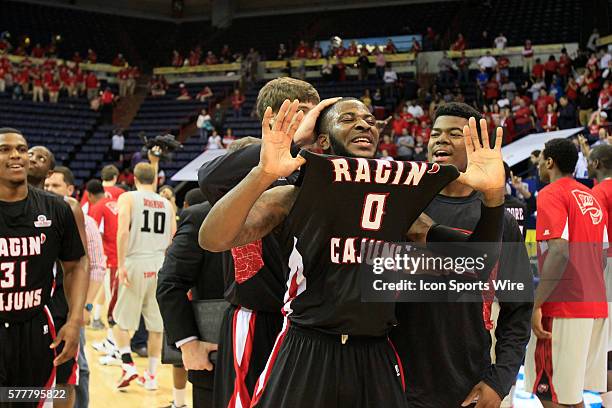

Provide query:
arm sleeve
left=58, top=200, right=86, bottom=262
left=85, top=217, right=106, bottom=282
left=197, top=144, right=262, bottom=205
left=156, top=208, right=206, bottom=345
left=482, top=214, right=534, bottom=398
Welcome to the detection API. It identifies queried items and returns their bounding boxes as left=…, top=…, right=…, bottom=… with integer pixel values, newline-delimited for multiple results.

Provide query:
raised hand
left=259, top=99, right=306, bottom=178
left=456, top=117, right=505, bottom=206
left=293, top=97, right=342, bottom=147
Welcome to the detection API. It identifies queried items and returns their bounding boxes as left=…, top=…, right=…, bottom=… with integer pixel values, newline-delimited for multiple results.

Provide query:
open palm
left=260, top=99, right=306, bottom=178
left=456, top=117, right=505, bottom=193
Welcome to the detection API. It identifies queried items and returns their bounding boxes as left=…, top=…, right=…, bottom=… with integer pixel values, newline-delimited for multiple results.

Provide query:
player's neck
left=102, top=181, right=115, bottom=187
left=597, top=171, right=612, bottom=182
left=549, top=171, right=573, bottom=184
left=27, top=176, right=44, bottom=189
left=439, top=180, right=474, bottom=198
left=136, top=184, right=155, bottom=193
left=0, top=180, right=28, bottom=202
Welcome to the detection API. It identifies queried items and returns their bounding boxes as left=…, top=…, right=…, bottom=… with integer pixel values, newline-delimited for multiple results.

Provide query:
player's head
left=539, top=138, right=578, bottom=183
left=588, top=144, right=612, bottom=179
left=86, top=179, right=105, bottom=205
left=227, top=136, right=261, bottom=153
left=101, top=164, right=119, bottom=185
left=159, top=185, right=175, bottom=202
left=428, top=102, right=484, bottom=172
left=256, top=77, right=320, bottom=119
left=44, top=166, right=75, bottom=197
left=27, top=145, right=55, bottom=187
left=184, top=188, right=205, bottom=208
left=134, top=162, right=156, bottom=187
left=315, top=98, right=379, bottom=158
left=0, top=128, right=29, bottom=187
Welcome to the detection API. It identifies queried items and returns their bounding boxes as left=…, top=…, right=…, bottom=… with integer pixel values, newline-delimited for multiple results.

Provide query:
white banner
left=501, top=128, right=583, bottom=167
left=170, top=149, right=227, bottom=181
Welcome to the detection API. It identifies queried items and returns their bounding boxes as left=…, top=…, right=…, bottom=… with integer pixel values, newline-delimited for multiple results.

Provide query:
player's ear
left=317, top=134, right=331, bottom=151
left=68, top=185, right=75, bottom=196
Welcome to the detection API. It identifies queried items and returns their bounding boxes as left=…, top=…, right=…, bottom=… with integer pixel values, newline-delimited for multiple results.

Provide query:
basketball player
left=113, top=161, right=176, bottom=390
left=524, top=138, right=608, bottom=407
left=199, top=99, right=506, bottom=407
left=45, top=166, right=107, bottom=408
left=80, top=164, right=125, bottom=214
left=390, top=103, right=533, bottom=408
left=587, top=144, right=612, bottom=406
left=28, top=148, right=90, bottom=408
left=0, top=128, right=87, bottom=406
left=198, top=77, right=321, bottom=408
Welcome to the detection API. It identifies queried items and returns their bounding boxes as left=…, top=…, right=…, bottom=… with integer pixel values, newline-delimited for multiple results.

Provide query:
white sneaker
left=99, top=350, right=121, bottom=366
left=117, top=363, right=139, bottom=390
left=136, top=371, right=158, bottom=391
left=92, top=338, right=116, bottom=355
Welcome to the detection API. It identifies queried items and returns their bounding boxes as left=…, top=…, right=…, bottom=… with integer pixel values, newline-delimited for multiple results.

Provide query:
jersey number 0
left=360, top=193, right=389, bottom=231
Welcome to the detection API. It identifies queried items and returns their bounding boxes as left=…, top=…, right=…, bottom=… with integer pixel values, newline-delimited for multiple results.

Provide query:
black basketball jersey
left=278, top=151, right=459, bottom=336
left=0, top=187, right=85, bottom=323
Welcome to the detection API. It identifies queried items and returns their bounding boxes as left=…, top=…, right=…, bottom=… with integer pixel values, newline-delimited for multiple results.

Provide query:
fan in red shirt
left=377, top=134, right=397, bottom=158
left=31, top=43, right=44, bottom=58
left=205, top=51, right=218, bottom=65
left=534, top=89, right=556, bottom=118
left=294, top=40, right=310, bottom=58
left=112, top=53, right=126, bottom=67
left=484, top=78, right=500, bottom=104
left=544, top=55, right=559, bottom=88
left=532, top=58, right=544, bottom=80
left=171, top=50, right=183, bottom=67
left=450, top=33, right=466, bottom=51
left=539, top=104, right=558, bottom=132
left=524, top=139, right=608, bottom=406
left=391, top=113, right=408, bottom=137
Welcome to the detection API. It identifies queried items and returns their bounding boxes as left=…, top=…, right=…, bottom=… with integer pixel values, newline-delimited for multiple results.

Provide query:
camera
left=139, top=132, right=183, bottom=162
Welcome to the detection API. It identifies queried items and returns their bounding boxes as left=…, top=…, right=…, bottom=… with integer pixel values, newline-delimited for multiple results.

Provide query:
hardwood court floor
left=85, top=327, right=192, bottom=408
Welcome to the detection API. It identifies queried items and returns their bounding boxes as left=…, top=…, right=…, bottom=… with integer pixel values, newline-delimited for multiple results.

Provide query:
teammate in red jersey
left=81, top=165, right=125, bottom=214
left=525, top=138, right=608, bottom=407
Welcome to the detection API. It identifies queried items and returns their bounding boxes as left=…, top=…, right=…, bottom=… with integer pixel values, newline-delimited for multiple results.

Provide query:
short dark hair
left=590, top=144, right=612, bottom=170
left=256, top=78, right=320, bottom=119
left=531, top=149, right=541, bottom=157
left=31, top=146, right=56, bottom=170
left=315, top=97, right=361, bottom=135
left=542, top=138, right=578, bottom=174
left=184, top=188, right=206, bottom=207
left=159, top=185, right=175, bottom=197
left=86, top=179, right=105, bottom=196
left=0, top=127, right=23, bottom=136
left=101, top=165, right=119, bottom=181
left=433, top=102, right=483, bottom=124
left=52, top=166, right=75, bottom=187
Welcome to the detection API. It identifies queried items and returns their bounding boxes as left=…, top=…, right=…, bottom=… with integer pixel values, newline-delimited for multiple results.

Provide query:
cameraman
left=157, top=191, right=224, bottom=408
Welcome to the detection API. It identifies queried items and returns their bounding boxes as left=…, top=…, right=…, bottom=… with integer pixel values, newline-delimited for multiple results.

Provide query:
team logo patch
left=232, top=240, right=264, bottom=284
left=43, top=324, right=48, bottom=335
left=571, top=189, right=603, bottom=225
left=40, top=233, right=46, bottom=244
left=34, top=215, right=52, bottom=228
left=537, top=383, right=549, bottom=394
left=427, top=163, right=440, bottom=174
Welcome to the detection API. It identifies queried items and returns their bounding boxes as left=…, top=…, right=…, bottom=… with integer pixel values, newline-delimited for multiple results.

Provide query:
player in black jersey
left=28, top=147, right=89, bottom=408
left=199, top=99, right=507, bottom=407
left=390, top=103, right=533, bottom=408
left=0, top=128, right=87, bottom=406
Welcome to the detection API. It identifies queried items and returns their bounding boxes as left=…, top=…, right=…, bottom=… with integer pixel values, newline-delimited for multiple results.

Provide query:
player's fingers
left=479, top=119, right=489, bottom=149
left=463, top=124, right=474, bottom=154
left=469, top=117, right=481, bottom=149
left=293, top=155, right=307, bottom=169
left=494, top=127, right=503, bottom=150
left=287, top=110, right=305, bottom=140
left=314, top=97, right=342, bottom=112
left=50, top=332, right=63, bottom=349
left=461, top=387, right=479, bottom=406
left=261, top=106, right=273, bottom=132
left=272, top=99, right=291, bottom=132
left=281, top=100, right=300, bottom=133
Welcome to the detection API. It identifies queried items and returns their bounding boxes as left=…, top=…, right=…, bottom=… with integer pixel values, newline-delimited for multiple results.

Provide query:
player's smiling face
left=325, top=100, right=379, bottom=158
left=28, top=146, right=52, bottom=180
left=428, top=116, right=469, bottom=172
left=0, top=132, right=29, bottom=184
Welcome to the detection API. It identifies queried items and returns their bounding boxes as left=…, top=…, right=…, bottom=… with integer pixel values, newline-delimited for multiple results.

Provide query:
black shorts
left=53, top=316, right=80, bottom=385
left=0, top=307, right=56, bottom=405
left=250, top=322, right=408, bottom=408
left=213, top=305, right=283, bottom=408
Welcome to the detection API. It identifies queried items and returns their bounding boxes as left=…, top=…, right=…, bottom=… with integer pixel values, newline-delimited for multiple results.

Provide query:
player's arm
left=534, top=238, right=569, bottom=308
left=200, top=99, right=305, bottom=252
left=148, top=145, right=161, bottom=192
left=53, top=201, right=88, bottom=366
left=116, top=193, right=133, bottom=286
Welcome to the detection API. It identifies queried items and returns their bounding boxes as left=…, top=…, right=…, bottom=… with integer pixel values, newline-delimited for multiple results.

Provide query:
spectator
left=383, top=64, right=398, bottom=98
left=534, top=88, right=556, bottom=119
left=532, top=57, right=544, bottom=80
left=117, top=168, right=134, bottom=187
left=32, top=73, right=44, bottom=102
left=438, top=51, right=455, bottom=84
left=587, top=28, right=600, bottom=52
left=277, top=43, right=288, bottom=60
left=578, top=85, right=595, bottom=126
left=117, top=67, right=129, bottom=97
left=410, top=38, right=421, bottom=54
left=413, top=135, right=427, bottom=161
left=206, top=129, right=223, bottom=150
left=499, top=107, right=515, bottom=144
left=321, top=57, right=333, bottom=81
left=310, top=42, right=323, bottom=59
left=356, top=48, right=370, bottom=80
left=450, top=33, right=466, bottom=51
left=0, top=64, right=6, bottom=93
left=361, top=89, right=373, bottom=112
left=112, top=53, right=125, bottom=67
left=406, top=100, right=424, bottom=118
left=196, top=85, right=213, bottom=103
left=557, top=96, right=578, bottom=129
left=476, top=66, right=489, bottom=90
left=477, top=51, right=497, bottom=75
left=484, top=77, right=500, bottom=104
left=219, top=44, right=232, bottom=63
left=540, top=103, right=558, bottom=132
left=111, top=128, right=125, bottom=162
left=205, top=51, right=218, bottom=65
left=31, top=43, right=44, bottom=58
left=212, top=103, right=225, bottom=130
left=423, top=27, right=437, bottom=51
left=497, top=54, right=510, bottom=79
left=593, top=127, right=610, bottom=147
left=558, top=48, right=572, bottom=82
left=100, top=87, right=115, bottom=123
left=565, top=76, right=579, bottom=102
left=71, top=51, right=82, bottom=64
left=391, top=113, right=408, bottom=137
left=47, top=79, right=60, bottom=103
left=384, top=39, right=398, bottom=54
left=372, top=88, right=384, bottom=108
left=85, top=71, right=98, bottom=100
left=222, top=128, right=236, bottom=148
left=176, top=84, right=192, bottom=100
left=296, top=58, right=306, bottom=80
left=543, top=55, right=559, bottom=88
left=457, top=51, right=470, bottom=83
left=231, top=89, right=245, bottom=118
left=589, top=110, right=608, bottom=136
left=378, top=134, right=397, bottom=158
left=187, top=49, right=201, bottom=66
left=171, top=50, right=183, bottom=67
left=294, top=40, right=310, bottom=59
left=87, top=49, right=97, bottom=64
left=373, top=49, right=386, bottom=79
left=514, top=99, right=534, bottom=135
left=334, top=57, right=347, bottom=81
left=150, top=75, right=167, bottom=97
left=396, top=129, right=415, bottom=160
left=196, top=108, right=214, bottom=140
left=494, top=33, right=507, bottom=49
left=380, top=149, right=394, bottom=161
left=126, top=67, right=138, bottom=96
left=500, top=77, right=517, bottom=101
